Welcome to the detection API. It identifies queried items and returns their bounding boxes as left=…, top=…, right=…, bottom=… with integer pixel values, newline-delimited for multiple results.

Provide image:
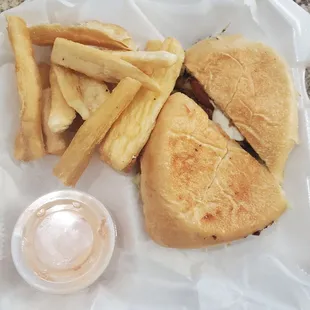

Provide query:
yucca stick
left=105, top=50, right=177, bottom=70
left=53, top=65, right=90, bottom=120
left=6, top=16, right=45, bottom=161
left=29, top=21, right=136, bottom=50
left=99, top=38, right=185, bottom=171
left=39, top=66, right=69, bottom=154
left=42, top=89, right=69, bottom=155
left=53, top=77, right=141, bottom=186
left=51, top=38, right=160, bottom=92
left=79, top=75, right=111, bottom=113
left=48, top=65, right=76, bottom=133
left=143, top=40, right=164, bottom=75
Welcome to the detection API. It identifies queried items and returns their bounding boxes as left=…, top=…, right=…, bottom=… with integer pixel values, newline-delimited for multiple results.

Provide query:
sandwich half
left=185, top=35, right=298, bottom=182
left=140, top=92, right=287, bottom=248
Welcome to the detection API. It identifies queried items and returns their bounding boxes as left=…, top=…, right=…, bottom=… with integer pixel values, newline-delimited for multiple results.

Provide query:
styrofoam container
left=1, top=0, right=310, bottom=309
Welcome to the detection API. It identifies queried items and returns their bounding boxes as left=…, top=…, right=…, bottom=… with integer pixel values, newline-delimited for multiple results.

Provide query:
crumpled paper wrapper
left=1, top=0, right=310, bottom=309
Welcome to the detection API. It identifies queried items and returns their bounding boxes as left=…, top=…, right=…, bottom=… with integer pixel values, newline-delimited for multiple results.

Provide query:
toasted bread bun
left=140, top=93, right=287, bottom=248
left=185, top=35, right=298, bottom=182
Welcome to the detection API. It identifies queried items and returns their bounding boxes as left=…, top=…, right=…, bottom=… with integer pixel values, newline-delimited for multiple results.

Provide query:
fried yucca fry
left=99, top=37, right=185, bottom=171
left=7, top=16, right=45, bottom=161
left=49, top=65, right=76, bottom=133
left=42, top=89, right=69, bottom=155
left=51, top=38, right=160, bottom=92
left=106, top=51, right=177, bottom=71
left=29, top=20, right=136, bottom=50
left=143, top=40, right=163, bottom=75
left=53, top=78, right=141, bottom=186
left=38, top=62, right=50, bottom=89
left=53, top=65, right=89, bottom=120
left=79, top=75, right=110, bottom=113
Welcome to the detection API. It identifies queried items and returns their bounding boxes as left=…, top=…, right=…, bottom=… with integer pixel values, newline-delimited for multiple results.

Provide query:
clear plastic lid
left=11, top=190, right=116, bottom=294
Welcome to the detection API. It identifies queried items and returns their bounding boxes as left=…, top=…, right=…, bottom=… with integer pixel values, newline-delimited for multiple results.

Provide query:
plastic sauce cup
left=11, top=190, right=116, bottom=294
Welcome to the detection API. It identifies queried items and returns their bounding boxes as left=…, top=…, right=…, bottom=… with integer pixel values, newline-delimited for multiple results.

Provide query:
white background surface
left=1, top=0, right=310, bottom=309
